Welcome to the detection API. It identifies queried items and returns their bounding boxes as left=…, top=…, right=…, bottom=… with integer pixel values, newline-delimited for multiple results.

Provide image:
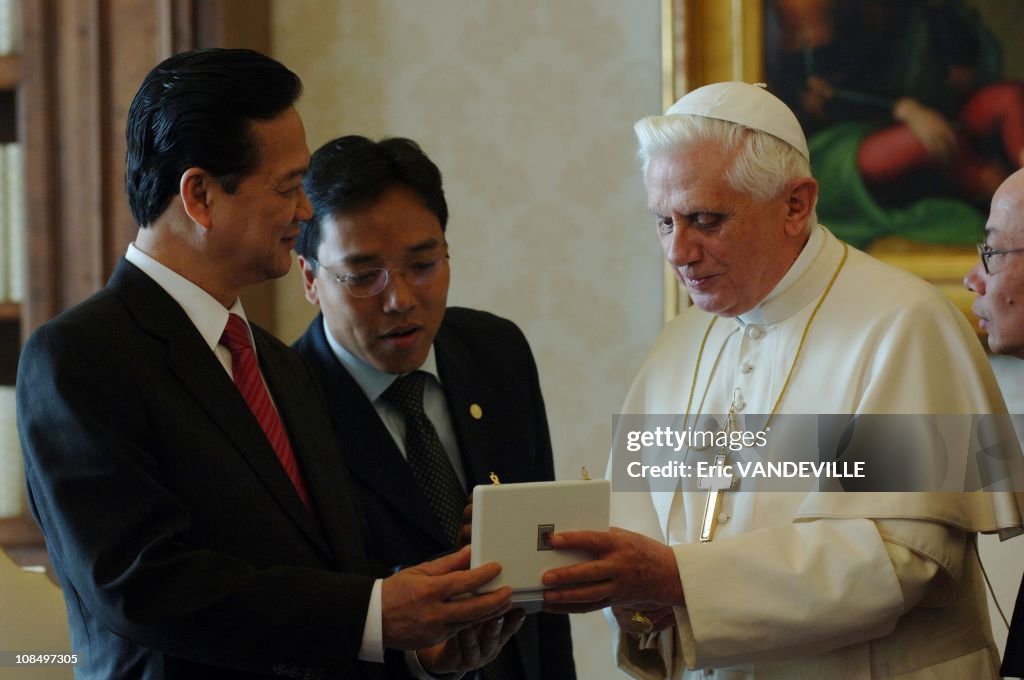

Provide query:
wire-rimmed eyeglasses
left=977, top=242, right=1024, bottom=275
left=311, top=251, right=449, bottom=297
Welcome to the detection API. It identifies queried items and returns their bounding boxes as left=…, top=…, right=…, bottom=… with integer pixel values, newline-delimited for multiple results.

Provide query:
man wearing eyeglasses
left=292, top=135, right=576, bottom=680
left=966, top=171, right=1024, bottom=358
left=965, top=168, right=1024, bottom=678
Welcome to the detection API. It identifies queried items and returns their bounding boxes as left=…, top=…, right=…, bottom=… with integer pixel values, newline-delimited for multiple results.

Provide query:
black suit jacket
left=17, top=260, right=389, bottom=679
left=294, top=308, right=576, bottom=680
left=1004, top=576, right=1024, bottom=677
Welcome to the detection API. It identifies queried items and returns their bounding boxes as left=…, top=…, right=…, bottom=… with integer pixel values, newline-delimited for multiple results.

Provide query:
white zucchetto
left=655, top=81, right=810, bottom=161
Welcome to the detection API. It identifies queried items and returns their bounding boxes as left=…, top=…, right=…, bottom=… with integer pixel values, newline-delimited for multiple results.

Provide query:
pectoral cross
left=697, top=400, right=740, bottom=543
left=698, top=453, right=736, bottom=542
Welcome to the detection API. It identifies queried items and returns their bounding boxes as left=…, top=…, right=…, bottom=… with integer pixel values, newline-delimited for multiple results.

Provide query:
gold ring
left=630, top=611, right=654, bottom=634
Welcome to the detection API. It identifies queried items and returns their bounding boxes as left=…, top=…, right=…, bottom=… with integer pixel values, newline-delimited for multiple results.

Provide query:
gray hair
left=634, top=114, right=818, bottom=226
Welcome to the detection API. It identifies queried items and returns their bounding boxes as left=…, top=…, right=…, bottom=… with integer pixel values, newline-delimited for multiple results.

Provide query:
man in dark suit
left=965, top=167, right=1024, bottom=678
left=16, top=49, right=521, bottom=679
left=292, top=136, right=576, bottom=680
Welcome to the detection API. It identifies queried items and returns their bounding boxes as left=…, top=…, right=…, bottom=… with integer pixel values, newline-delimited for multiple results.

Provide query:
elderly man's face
left=646, top=140, right=809, bottom=317
left=966, top=169, right=1024, bottom=357
left=204, top=107, right=312, bottom=288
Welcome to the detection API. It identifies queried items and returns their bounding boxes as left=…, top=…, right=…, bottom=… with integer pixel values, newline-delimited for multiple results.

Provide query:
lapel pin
left=469, top=403, right=483, bottom=420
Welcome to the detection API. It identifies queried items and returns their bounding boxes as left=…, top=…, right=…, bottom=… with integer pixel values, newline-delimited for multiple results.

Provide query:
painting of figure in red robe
left=764, top=0, right=1024, bottom=249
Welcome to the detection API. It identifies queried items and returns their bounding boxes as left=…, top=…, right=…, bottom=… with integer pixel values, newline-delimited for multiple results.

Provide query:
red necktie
left=220, top=314, right=313, bottom=512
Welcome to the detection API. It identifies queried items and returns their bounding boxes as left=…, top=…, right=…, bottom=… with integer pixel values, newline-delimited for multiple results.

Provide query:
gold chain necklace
left=682, top=243, right=849, bottom=431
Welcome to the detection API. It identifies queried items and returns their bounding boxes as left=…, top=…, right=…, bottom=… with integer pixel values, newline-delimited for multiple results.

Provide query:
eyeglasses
left=977, top=242, right=1024, bottom=275
left=311, top=251, right=449, bottom=297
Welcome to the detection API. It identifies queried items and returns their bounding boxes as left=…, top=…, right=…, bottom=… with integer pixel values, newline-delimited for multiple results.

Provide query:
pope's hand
left=540, top=527, right=684, bottom=614
left=417, top=608, right=526, bottom=674
left=382, top=545, right=512, bottom=650
left=612, top=605, right=676, bottom=636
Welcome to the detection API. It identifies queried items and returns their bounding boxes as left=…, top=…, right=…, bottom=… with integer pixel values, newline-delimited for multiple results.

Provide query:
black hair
left=125, top=48, right=303, bottom=227
left=296, top=136, right=448, bottom=262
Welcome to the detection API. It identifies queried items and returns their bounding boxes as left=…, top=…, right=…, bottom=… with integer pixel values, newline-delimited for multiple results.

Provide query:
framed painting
left=663, top=0, right=1024, bottom=334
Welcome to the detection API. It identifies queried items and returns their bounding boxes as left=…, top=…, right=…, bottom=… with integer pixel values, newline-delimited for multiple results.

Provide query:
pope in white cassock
left=541, top=82, right=1024, bottom=679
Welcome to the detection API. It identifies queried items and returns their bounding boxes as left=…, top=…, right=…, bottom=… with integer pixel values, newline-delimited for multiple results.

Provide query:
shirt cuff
left=404, top=650, right=465, bottom=680
left=358, top=578, right=384, bottom=663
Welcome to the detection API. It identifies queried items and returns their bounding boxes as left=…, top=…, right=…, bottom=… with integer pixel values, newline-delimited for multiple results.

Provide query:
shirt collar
left=126, top=243, right=248, bottom=351
left=737, top=224, right=826, bottom=326
left=321, top=315, right=441, bottom=402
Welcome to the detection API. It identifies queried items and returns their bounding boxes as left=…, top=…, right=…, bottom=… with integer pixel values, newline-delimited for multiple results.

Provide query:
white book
left=470, top=479, right=610, bottom=611
left=6, top=143, right=22, bottom=302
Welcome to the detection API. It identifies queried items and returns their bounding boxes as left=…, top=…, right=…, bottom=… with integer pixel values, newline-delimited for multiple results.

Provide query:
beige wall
left=270, top=1, right=663, bottom=677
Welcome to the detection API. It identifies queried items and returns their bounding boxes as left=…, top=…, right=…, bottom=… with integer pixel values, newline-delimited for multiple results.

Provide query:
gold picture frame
left=661, top=0, right=990, bottom=332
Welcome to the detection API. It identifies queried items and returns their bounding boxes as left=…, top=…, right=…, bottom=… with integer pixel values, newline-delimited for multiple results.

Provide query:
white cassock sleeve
left=614, top=518, right=957, bottom=678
